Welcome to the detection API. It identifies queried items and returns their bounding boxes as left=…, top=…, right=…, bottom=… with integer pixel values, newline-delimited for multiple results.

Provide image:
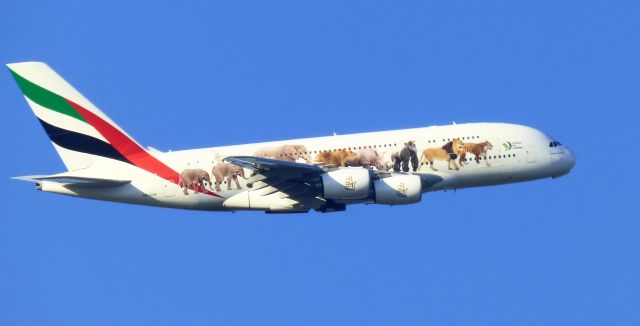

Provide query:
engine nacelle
left=373, top=174, right=422, bottom=205
left=321, top=168, right=371, bottom=200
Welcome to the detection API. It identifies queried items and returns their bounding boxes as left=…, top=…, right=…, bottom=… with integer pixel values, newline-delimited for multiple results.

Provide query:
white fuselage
left=8, top=63, right=575, bottom=213
left=42, top=122, right=575, bottom=212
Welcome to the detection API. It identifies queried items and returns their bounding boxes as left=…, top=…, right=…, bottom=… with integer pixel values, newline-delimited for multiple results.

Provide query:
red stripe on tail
left=67, top=99, right=222, bottom=198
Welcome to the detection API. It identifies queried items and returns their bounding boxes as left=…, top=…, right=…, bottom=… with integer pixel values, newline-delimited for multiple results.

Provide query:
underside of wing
left=223, top=156, right=330, bottom=211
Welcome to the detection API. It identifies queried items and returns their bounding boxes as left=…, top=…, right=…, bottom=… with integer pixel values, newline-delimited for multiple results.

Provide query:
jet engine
left=321, top=168, right=371, bottom=200
left=372, top=174, right=422, bottom=205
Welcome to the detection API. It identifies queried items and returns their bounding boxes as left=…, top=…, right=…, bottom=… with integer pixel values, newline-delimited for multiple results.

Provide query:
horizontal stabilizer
left=12, top=174, right=131, bottom=188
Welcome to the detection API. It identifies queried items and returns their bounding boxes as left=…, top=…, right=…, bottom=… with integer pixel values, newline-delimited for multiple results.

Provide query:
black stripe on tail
left=37, top=118, right=132, bottom=164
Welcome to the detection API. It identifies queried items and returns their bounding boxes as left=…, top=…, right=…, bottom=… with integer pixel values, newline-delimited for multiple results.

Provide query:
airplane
left=8, top=62, right=576, bottom=213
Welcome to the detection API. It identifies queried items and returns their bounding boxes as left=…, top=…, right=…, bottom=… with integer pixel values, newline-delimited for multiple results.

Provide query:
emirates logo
left=344, top=176, right=356, bottom=190
left=396, top=183, right=408, bottom=197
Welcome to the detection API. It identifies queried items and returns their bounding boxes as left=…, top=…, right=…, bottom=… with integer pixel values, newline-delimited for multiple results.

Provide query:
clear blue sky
left=1, top=1, right=639, bottom=325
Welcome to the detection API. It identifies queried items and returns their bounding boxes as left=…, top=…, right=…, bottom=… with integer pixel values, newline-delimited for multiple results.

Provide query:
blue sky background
left=1, top=1, right=639, bottom=325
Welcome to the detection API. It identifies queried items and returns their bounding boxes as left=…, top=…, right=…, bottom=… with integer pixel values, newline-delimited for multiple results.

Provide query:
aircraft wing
left=224, top=156, right=325, bottom=177
left=13, top=175, right=131, bottom=188
left=223, top=156, right=327, bottom=209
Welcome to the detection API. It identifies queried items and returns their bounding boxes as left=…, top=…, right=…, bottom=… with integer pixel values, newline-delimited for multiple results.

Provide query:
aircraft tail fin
left=7, top=62, right=178, bottom=181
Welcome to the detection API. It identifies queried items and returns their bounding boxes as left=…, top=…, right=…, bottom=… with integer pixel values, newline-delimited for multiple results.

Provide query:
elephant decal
left=212, top=163, right=248, bottom=191
left=179, top=168, right=212, bottom=195
left=253, top=144, right=312, bottom=162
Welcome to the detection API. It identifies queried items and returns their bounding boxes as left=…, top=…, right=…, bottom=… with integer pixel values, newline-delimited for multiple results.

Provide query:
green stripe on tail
left=8, top=69, right=86, bottom=123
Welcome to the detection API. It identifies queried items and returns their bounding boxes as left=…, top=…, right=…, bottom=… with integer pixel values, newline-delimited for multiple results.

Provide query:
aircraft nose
left=553, top=147, right=576, bottom=178
left=566, top=147, right=576, bottom=170
left=550, top=144, right=576, bottom=178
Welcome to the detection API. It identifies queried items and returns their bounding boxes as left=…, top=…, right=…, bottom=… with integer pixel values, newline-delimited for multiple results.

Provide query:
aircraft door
left=525, top=146, right=537, bottom=163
